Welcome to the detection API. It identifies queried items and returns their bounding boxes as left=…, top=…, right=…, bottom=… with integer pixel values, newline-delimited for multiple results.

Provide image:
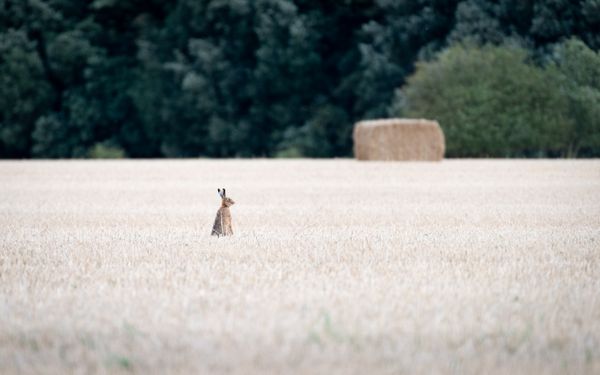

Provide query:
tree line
left=1, top=0, right=599, bottom=158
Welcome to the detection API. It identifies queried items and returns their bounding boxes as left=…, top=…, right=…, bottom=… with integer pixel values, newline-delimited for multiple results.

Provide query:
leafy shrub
left=87, top=142, right=126, bottom=159
left=552, top=38, right=600, bottom=157
left=391, top=44, right=572, bottom=157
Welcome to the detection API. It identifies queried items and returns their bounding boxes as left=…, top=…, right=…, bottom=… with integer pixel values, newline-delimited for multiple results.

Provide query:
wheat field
left=1, top=159, right=599, bottom=374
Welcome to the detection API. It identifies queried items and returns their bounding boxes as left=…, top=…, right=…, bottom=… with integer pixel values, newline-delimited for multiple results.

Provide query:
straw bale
left=353, top=118, right=445, bottom=161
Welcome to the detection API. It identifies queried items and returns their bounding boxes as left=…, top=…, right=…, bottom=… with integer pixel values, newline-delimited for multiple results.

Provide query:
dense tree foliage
left=0, top=0, right=598, bottom=158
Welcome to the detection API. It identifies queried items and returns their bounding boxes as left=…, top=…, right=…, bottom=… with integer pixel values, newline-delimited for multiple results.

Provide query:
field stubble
left=1, top=159, right=599, bottom=374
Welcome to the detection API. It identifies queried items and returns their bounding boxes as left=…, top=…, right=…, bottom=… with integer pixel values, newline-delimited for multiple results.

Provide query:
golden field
left=1, top=159, right=599, bottom=374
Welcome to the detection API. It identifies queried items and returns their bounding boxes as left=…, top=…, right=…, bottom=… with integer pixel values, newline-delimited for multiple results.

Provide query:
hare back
left=211, top=207, right=233, bottom=236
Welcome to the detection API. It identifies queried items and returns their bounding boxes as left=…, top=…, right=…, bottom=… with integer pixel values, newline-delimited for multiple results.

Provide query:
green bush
left=87, top=142, right=126, bottom=159
left=391, top=44, right=573, bottom=157
left=392, top=40, right=600, bottom=158
left=552, top=39, right=600, bottom=157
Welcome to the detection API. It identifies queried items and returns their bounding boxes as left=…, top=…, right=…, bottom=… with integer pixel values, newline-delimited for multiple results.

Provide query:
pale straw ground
left=1, top=159, right=599, bottom=374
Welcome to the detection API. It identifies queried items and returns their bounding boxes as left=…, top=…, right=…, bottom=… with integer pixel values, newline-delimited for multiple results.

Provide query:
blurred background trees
left=1, top=0, right=598, bottom=158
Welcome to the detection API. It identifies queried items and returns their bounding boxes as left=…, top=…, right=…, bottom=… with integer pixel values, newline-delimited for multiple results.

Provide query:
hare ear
left=218, top=188, right=224, bottom=198
left=222, top=188, right=226, bottom=197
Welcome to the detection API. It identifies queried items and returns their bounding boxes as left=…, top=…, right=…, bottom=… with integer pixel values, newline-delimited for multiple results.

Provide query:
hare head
left=218, top=188, right=235, bottom=207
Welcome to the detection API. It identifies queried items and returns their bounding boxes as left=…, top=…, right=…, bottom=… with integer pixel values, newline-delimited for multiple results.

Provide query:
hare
left=211, top=188, right=235, bottom=236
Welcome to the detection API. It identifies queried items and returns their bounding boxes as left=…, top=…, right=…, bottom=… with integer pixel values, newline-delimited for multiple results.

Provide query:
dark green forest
left=1, top=0, right=599, bottom=158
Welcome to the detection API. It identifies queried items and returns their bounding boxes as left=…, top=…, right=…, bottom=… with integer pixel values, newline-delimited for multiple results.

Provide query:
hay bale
left=353, top=118, right=445, bottom=161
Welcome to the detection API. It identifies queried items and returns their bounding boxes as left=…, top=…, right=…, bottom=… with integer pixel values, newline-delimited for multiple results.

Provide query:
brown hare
left=211, top=188, right=235, bottom=236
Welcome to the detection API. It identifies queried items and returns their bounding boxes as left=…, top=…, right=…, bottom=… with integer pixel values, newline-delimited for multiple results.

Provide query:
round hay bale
left=353, top=118, right=445, bottom=161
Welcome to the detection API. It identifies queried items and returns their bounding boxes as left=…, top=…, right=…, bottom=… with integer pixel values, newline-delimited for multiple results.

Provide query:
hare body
left=211, top=206, right=233, bottom=236
left=211, top=188, right=235, bottom=236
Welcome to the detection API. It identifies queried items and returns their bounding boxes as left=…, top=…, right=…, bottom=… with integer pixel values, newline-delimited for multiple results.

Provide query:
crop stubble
left=1, top=159, right=599, bottom=374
